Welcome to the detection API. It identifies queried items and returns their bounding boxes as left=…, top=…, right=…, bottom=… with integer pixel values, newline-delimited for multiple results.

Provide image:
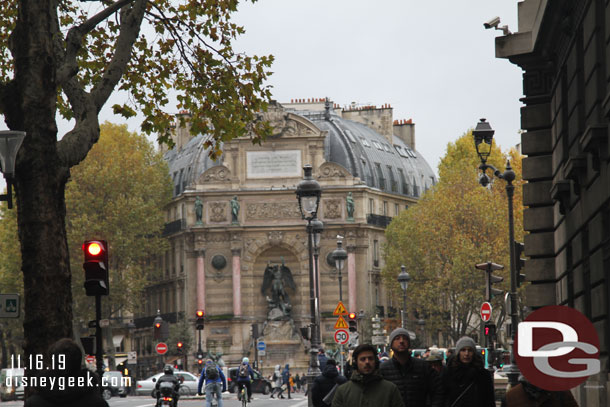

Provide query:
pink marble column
left=347, top=247, right=357, bottom=312
left=196, top=250, right=205, bottom=310
left=232, top=249, right=242, bottom=316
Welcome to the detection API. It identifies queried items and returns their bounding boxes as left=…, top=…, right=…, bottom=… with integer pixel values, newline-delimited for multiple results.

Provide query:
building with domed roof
left=131, top=99, right=436, bottom=377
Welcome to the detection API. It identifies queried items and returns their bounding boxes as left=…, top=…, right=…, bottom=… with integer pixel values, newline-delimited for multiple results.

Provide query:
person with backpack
left=197, top=359, right=227, bottom=407
left=269, top=365, right=283, bottom=399
left=236, top=357, right=255, bottom=403
left=311, top=358, right=348, bottom=407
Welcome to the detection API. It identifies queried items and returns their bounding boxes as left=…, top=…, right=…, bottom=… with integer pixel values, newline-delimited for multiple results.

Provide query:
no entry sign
left=156, top=342, right=168, bottom=355
left=480, top=302, right=492, bottom=322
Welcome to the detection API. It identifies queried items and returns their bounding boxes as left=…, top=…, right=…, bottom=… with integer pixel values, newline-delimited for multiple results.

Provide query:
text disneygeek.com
left=5, top=372, right=131, bottom=391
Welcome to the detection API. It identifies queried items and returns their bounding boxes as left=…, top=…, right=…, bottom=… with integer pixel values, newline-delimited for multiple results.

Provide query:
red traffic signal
left=348, top=312, right=357, bottom=332
left=177, top=342, right=184, bottom=351
left=82, top=240, right=109, bottom=296
left=197, top=359, right=203, bottom=365
left=196, top=309, right=205, bottom=330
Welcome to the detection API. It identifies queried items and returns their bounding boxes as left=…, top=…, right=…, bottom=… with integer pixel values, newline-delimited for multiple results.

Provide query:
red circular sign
left=514, top=305, right=600, bottom=391
left=334, top=329, right=349, bottom=345
left=156, top=342, right=168, bottom=355
left=480, top=302, right=492, bottom=322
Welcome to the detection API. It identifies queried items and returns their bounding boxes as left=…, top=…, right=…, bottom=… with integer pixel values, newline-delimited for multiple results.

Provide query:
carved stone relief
left=323, top=199, right=342, bottom=219
left=268, top=231, right=284, bottom=246
left=317, top=162, right=351, bottom=179
left=209, top=202, right=228, bottom=222
left=199, top=165, right=231, bottom=183
left=246, top=202, right=301, bottom=220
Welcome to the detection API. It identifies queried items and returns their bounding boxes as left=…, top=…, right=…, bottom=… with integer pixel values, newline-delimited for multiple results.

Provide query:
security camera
left=484, top=17, right=501, bottom=29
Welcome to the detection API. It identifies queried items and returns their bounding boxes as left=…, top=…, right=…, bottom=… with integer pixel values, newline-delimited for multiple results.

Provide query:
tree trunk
left=10, top=0, right=74, bottom=361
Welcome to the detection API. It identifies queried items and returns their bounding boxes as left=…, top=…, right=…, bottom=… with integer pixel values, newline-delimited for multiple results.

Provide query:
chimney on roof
left=393, top=118, right=416, bottom=150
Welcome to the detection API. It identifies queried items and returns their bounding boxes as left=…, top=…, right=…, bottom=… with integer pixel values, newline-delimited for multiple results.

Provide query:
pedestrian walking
left=295, top=373, right=301, bottom=392
left=441, top=336, right=494, bottom=407
left=379, top=327, right=443, bottom=407
left=281, top=364, right=292, bottom=399
left=197, top=359, right=227, bottom=407
left=269, top=365, right=284, bottom=399
left=331, top=344, right=404, bottom=407
left=501, top=376, right=578, bottom=407
left=311, top=359, right=347, bottom=407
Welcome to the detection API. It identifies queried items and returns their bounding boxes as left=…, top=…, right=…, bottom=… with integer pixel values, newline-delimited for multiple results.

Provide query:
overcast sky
left=2, top=0, right=524, bottom=181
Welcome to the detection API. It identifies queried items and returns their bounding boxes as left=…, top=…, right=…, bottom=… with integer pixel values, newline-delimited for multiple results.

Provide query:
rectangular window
left=375, top=163, right=385, bottom=190
left=373, top=240, right=379, bottom=267
left=383, top=201, right=388, bottom=216
left=395, top=203, right=400, bottom=215
left=369, top=198, right=374, bottom=214
left=388, top=166, right=397, bottom=192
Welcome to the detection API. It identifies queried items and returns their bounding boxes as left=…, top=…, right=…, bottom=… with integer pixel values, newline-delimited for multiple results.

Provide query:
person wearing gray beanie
left=378, top=328, right=443, bottom=406
left=441, top=336, right=495, bottom=407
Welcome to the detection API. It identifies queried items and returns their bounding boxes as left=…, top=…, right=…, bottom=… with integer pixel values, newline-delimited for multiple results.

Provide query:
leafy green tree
left=0, top=0, right=273, bottom=359
left=382, top=132, right=524, bottom=345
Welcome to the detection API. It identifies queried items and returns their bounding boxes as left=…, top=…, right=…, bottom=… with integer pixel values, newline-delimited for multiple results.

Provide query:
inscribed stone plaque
left=246, top=150, right=301, bottom=178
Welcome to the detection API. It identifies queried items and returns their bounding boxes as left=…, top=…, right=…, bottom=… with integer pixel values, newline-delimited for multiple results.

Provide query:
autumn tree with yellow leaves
left=382, top=131, right=524, bottom=345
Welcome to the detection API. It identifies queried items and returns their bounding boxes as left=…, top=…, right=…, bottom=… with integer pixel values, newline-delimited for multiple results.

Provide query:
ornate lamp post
left=397, top=265, right=411, bottom=329
left=0, top=131, right=26, bottom=209
left=473, top=118, right=520, bottom=387
left=295, top=164, right=322, bottom=407
left=331, top=238, right=348, bottom=374
left=311, top=218, right=324, bottom=336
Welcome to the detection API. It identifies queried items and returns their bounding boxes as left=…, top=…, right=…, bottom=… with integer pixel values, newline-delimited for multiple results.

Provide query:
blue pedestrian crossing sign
left=0, top=294, right=20, bottom=318
left=257, top=340, right=266, bottom=351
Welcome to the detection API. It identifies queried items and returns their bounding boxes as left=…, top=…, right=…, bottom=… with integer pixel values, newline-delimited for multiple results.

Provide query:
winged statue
left=261, top=258, right=296, bottom=317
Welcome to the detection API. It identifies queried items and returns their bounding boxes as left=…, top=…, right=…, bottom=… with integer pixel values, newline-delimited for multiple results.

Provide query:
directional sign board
left=334, top=316, right=348, bottom=330
left=372, top=335, right=387, bottom=345
left=156, top=342, right=168, bottom=355
left=333, top=301, right=348, bottom=316
left=334, top=329, right=349, bottom=345
left=480, top=302, right=492, bottom=322
left=0, top=294, right=19, bottom=318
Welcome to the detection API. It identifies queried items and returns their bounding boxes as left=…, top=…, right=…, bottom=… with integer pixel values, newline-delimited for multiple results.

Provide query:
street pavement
left=0, top=393, right=309, bottom=407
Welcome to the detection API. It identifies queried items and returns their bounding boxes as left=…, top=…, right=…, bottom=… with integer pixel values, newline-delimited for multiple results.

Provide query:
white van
left=0, top=368, right=24, bottom=401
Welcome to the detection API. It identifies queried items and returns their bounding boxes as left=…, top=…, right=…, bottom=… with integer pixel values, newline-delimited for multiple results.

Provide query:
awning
left=112, top=335, right=124, bottom=348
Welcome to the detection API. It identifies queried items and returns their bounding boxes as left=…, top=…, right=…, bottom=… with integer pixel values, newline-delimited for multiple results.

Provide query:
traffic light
left=348, top=312, right=357, bottom=332
left=196, top=310, right=205, bottom=330
left=476, top=262, right=503, bottom=301
left=177, top=342, right=184, bottom=352
left=514, top=241, right=526, bottom=287
left=484, top=323, right=496, bottom=339
left=153, top=312, right=163, bottom=340
left=82, top=240, right=109, bottom=296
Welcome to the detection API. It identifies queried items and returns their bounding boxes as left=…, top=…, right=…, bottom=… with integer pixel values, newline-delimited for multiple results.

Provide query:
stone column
left=347, top=245, right=357, bottom=313
left=196, top=250, right=205, bottom=310
left=232, top=249, right=242, bottom=316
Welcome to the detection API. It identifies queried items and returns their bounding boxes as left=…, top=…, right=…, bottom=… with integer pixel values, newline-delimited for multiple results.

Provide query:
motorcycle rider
left=155, top=365, right=181, bottom=407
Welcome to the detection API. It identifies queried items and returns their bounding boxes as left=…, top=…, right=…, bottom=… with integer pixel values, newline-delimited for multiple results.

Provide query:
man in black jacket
left=379, top=328, right=443, bottom=407
left=310, top=359, right=347, bottom=407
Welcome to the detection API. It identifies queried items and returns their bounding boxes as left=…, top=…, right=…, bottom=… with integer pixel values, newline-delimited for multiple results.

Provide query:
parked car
left=0, top=368, right=24, bottom=401
left=136, top=371, right=199, bottom=396
left=227, top=367, right=272, bottom=394
left=102, top=371, right=128, bottom=400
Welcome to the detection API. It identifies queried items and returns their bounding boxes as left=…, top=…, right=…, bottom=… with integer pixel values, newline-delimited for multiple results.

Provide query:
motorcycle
left=156, top=382, right=178, bottom=407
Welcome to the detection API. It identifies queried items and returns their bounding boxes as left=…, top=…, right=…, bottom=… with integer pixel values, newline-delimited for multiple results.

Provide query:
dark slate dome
left=300, top=110, right=436, bottom=197
left=165, top=109, right=436, bottom=197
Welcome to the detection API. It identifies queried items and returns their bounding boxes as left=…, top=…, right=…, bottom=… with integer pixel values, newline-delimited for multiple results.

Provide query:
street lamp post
left=331, top=239, right=347, bottom=374
left=295, top=164, right=322, bottom=407
left=311, top=218, right=324, bottom=341
left=473, top=118, right=520, bottom=387
left=397, top=265, right=411, bottom=329
left=0, top=131, right=26, bottom=209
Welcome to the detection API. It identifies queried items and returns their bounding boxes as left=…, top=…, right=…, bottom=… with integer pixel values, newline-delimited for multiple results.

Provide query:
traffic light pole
left=95, top=294, right=104, bottom=381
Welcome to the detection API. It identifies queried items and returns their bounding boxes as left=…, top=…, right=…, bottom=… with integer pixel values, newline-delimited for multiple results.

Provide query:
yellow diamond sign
left=334, top=316, right=348, bottom=330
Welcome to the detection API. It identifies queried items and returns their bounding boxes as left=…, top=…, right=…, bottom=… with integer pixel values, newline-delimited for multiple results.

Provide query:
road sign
left=156, top=342, right=168, bottom=355
left=0, top=294, right=19, bottom=318
left=85, top=355, right=96, bottom=365
left=372, top=335, right=387, bottom=345
left=99, top=319, right=110, bottom=328
left=480, top=302, right=492, bottom=322
left=334, top=329, right=349, bottom=344
left=333, top=301, right=348, bottom=316
left=334, top=316, right=348, bottom=329
left=128, top=351, right=137, bottom=364
left=257, top=340, right=266, bottom=351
